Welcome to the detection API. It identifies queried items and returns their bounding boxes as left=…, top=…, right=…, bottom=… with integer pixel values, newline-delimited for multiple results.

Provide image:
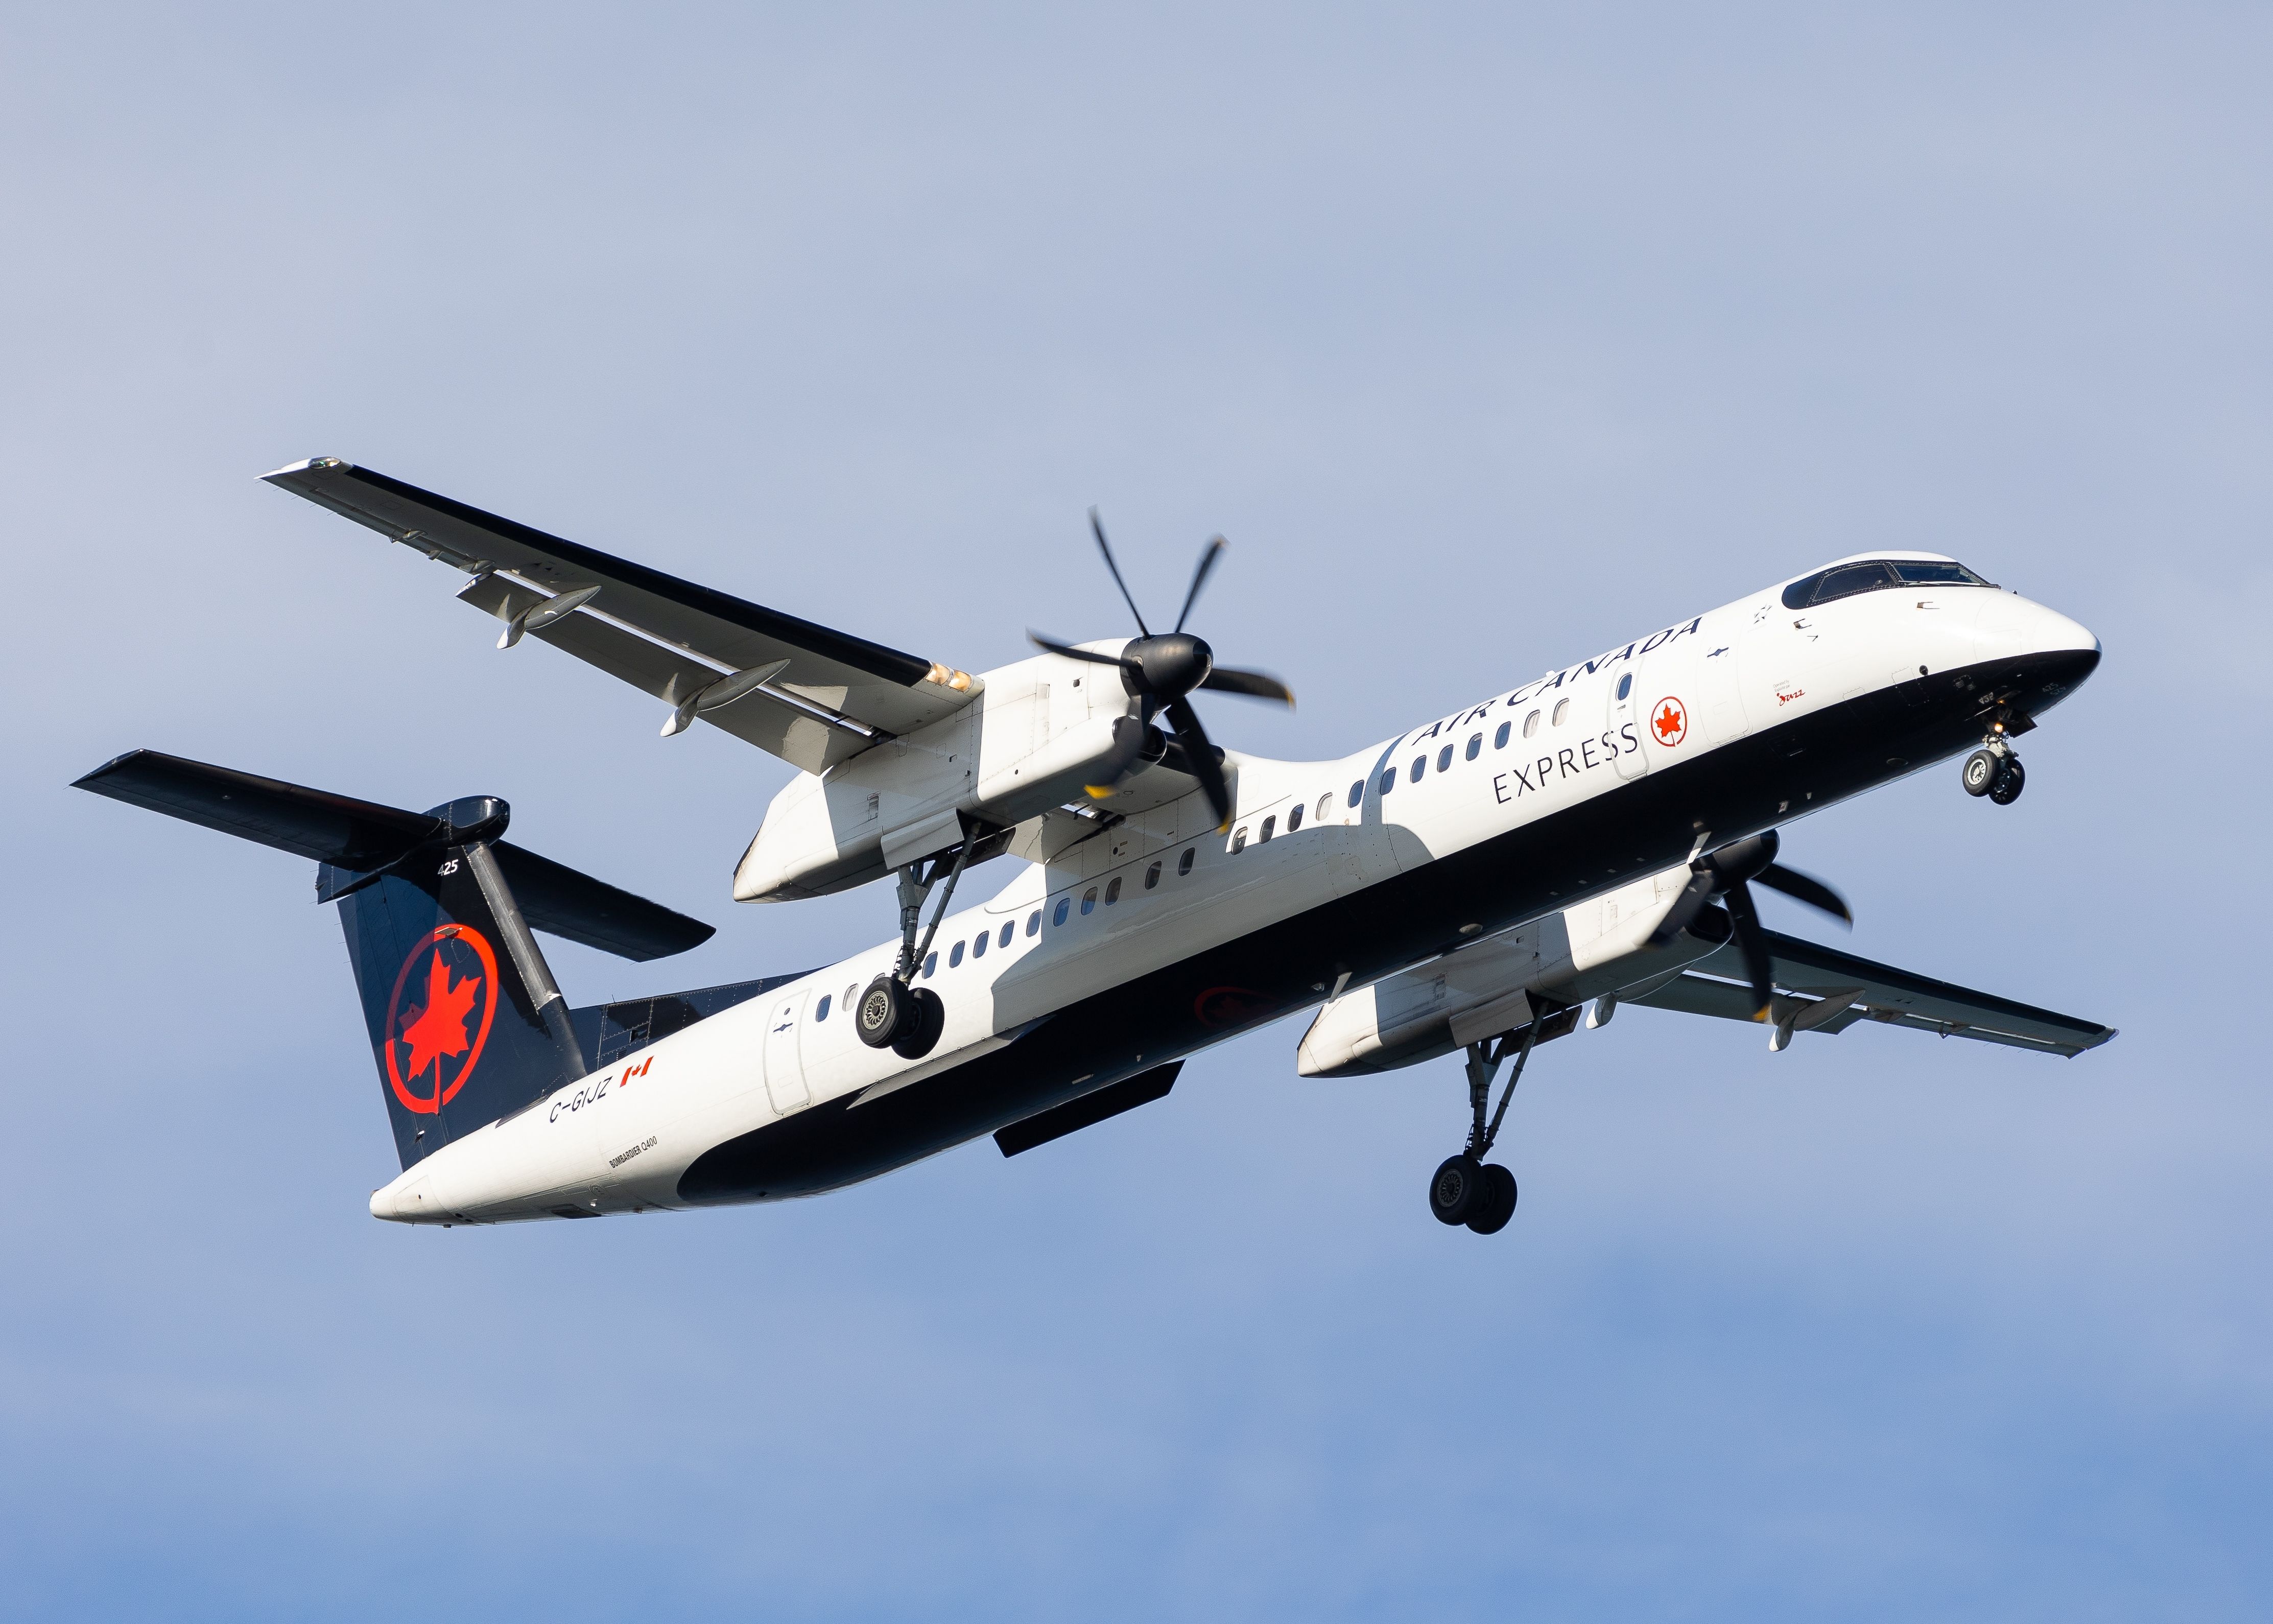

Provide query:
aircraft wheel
left=1961, top=748, right=2000, bottom=797
left=1429, top=1155, right=1487, bottom=1226
left=1466, top=1164, right=1518, bottom=1234
left=1989, top=757, right=2026, bottom=805
left=856, top=975, right=909, bottom=1048
left=891, top=986, right=944, bottom=1060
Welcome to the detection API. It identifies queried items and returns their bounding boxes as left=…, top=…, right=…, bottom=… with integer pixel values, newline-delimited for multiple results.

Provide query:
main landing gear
left=856, top=832, right=979, bottom=1061
left=1428, top=1020, right=1540, bottom=1235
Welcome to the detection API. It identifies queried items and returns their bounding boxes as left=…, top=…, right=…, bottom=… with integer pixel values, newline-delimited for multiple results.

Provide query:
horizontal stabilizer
left=75, top=748, right=441, bottom=869
left=74, top=749, right=713, bottom=962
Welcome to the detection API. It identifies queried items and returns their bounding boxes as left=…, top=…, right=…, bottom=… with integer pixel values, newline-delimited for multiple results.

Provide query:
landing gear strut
left=857, top=827, right=984, bottom=1061
left=1428, top=1019, right=1538, bottom=1234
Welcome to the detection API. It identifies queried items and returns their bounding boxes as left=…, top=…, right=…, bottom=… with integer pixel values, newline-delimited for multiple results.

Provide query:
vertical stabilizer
left=325, top=807, right=588, bottom=1169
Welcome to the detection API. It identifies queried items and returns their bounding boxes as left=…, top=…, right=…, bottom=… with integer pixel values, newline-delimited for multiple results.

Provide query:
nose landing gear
left=1961, top=709, right=2031, bottom=805
left=1961, top=744, right=2025, bottom=805
left=1427, top=1021, right=1539, bottom=1235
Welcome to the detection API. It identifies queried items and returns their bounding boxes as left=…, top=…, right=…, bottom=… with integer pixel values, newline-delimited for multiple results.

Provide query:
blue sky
left=3, top=4, right=2267, bottom=1618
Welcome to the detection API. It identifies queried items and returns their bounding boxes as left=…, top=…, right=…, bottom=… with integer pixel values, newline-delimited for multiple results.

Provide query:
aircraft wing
left=1626, top=929, right=2115, bottom=1057
left=262, top=458, right=980, bottom=773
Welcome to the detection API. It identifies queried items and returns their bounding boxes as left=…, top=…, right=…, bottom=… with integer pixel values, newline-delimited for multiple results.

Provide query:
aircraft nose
left=1976, top=591, right=2099, bottom=662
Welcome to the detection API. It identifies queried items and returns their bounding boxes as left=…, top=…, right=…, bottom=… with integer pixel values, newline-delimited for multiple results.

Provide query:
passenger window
left=1080, top=887, right=1098, bottom=915
left=1232, top=827, right=1248, bottom=854
left=1260, top=814, right=1276, bottom=843
left=1523, top=709, right=1540, bottom=738
left=845, top=984, right=856, bottom=1010
left=815, top=994, right=832, bottom=1022
left=1286, top=803, right=1303, bottom=833
left=1105, top=877, right=1122, bottom=904
left=1495, top=720, right=1511, bottom=749
left=1616, top=673, right=1632, bottom=700
left=973, top=930, right=986, bottom=958
left=999, top=922, right=1014, bottom=948
left=1178, top=847, right=1196, bottom=876
left=949, top=941, right=965, bottom=968
left=1465, top=734, right=1481, bottom=761
left=1027, top=909, right=1041, bottom=936
left=1319, top=792, right=1335, bottom=821
left=1053, top=898, right=1070, bottom=926
left=1436, top=745, right=1453, bottom=772
left=1380, top=767, right=1396, bottom=795
left=1552, top=698, right=1570, bottom=726
left=1145, top=860, right=1162, bottom=889
left=921, top=951, right=937, bottom=978
left=1347, top=780, right=1364, bottom=808
left=1409, top=757, right=1425, bottom=783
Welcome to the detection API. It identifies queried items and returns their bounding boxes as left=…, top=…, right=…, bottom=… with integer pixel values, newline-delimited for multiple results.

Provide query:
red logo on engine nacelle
left=383, top=924, right=500, bottom=1114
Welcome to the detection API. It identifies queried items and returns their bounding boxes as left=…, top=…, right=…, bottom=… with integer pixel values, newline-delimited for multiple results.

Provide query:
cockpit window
left=1890, top=560, right=1992, bottom=586
left=1781, top=558, right=1992, bottom=609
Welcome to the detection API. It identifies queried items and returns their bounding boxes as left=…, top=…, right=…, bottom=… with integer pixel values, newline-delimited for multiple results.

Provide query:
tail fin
left=74, top=749, right=713, bottom=1170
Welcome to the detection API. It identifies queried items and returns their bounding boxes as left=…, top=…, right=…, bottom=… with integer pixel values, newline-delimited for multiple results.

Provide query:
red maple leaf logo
left=397, top=949, right=483, bottom=1085
left=1652, top=699, right=1687, bottom=745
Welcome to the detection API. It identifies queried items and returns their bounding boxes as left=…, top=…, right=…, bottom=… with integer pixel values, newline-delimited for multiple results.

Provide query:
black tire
left=1429, top=1155, right=1486, bottom=1226
left=856, top=975, right=908, bottom=1048
left=890, top=986, right=944, bottom=1059
left=1989, top=757, right=2026, bottom=805
left=1961, top=748, right=2000, bottom=797
left=1466, top=1164, right=1518, bottom=1235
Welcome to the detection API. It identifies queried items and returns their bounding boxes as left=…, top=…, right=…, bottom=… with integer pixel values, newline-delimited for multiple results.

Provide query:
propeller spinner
left=1030, top=510, right=1292, bottom=830
left=1646, top=829, right=1853, bottom=1021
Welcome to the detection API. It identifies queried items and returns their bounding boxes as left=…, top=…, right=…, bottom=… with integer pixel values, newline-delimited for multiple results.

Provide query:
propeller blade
left=1199, top=666, right=1294, bottom=705
left=1754, top=861, right=1853, bottom=927
left=1723, top=882, right=1776, bottom=1021
left=1088, top=509, right=1150, bottom=637
left=1646, top=869, right=1718, bottom=947
left=1081, top=713, right=1157, bottom=797
left=1163, top=696, right=1232, bottom=829
left=1173, top=535, right=1227, bottom=633
left=1029, top=630, right=1137, bottom=669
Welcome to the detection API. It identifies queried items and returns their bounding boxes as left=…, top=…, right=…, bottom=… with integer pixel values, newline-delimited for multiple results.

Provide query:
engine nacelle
left=733, top=648, right=1148, bottom=902
left=1295, top=865, right=1716, bottom=1076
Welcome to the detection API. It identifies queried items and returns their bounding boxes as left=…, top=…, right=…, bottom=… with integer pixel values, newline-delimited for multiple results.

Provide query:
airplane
left=74, top=457, right=2114, bottom=1236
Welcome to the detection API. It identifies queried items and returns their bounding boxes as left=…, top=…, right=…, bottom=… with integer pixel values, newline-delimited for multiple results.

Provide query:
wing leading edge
left=1628, top=929, right=2115, bottom=1056
left=262, top=458, right=980, bottom=771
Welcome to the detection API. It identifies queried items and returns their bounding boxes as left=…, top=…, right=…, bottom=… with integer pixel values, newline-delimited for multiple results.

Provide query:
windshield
left=1781, top=559, right=1994, bottom=609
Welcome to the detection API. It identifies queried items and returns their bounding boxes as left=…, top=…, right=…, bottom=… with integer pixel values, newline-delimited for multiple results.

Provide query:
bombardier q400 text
left=80, top=460, right=2113, bottom=1235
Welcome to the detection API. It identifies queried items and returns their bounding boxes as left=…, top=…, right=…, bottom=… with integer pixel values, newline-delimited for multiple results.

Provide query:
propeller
left=1646, top=829, right=1852, bottom=1021
left=1030, top=509, right=1293, bottom=830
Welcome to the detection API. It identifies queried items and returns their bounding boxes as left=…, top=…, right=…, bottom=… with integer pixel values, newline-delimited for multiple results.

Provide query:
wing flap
left=1627, top=930, right=2113, bottom=1057
left=458, top=576, right=871, bottom=774
left=263, top=457, right=979, bottom=747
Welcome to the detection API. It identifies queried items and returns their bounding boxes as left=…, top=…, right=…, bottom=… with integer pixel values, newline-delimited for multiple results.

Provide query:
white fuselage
left=370, top=555, right=2096, bottom=1226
